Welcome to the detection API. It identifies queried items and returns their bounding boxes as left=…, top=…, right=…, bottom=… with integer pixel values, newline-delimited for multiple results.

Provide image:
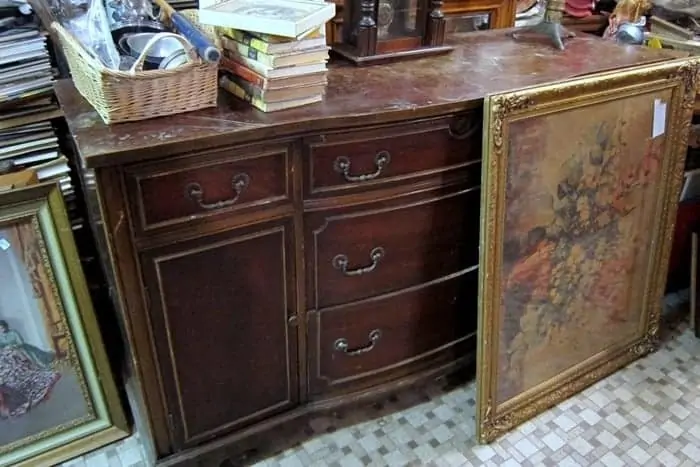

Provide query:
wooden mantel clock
left=332, top=0, right=453, bottom=65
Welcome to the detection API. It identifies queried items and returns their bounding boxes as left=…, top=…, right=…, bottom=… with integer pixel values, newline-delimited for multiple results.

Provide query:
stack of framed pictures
left=0, top=183, right=128, bottom=466
left=476, top=58, right=699, bottom=442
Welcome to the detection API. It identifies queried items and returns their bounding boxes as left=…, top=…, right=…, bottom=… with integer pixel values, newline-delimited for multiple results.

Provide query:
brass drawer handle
left=185, top=173, right=250, bottom=211
left=334, top=151, right=391, bottom=182
left=332, top=247, right=385, bottom=276
left=334, top=329, right=382, bottom=356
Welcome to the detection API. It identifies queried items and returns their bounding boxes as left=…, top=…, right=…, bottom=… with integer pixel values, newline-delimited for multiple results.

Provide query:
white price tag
left=0, top=238, right=10, bottom=251
left=652, top=99, right=667, bottom=139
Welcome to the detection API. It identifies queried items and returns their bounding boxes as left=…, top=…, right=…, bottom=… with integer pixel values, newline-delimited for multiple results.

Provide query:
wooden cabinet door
left=140, top=218, right=298, bottom=450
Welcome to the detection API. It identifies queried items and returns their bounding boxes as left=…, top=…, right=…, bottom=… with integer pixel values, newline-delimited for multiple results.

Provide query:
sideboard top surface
left=56, top=30, right=681, bottom=168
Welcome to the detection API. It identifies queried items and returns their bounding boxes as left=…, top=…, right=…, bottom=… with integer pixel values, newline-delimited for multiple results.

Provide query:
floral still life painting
left=476, top=59, right=699, bottom=443
left=0, top=184, right=127, bottom=467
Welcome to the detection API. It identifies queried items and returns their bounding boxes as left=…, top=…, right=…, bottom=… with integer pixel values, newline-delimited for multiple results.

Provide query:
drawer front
left=306, top=185, right=481, bottom=309
left=308, top=270, right=478, bottom=396
left=125, top=142, right=292, bottom=233
left=304, top=113, right=481, bottom=198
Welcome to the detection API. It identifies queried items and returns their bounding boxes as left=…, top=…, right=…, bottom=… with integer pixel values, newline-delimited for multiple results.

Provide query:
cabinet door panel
left=141, top=219, right=298, bottom=450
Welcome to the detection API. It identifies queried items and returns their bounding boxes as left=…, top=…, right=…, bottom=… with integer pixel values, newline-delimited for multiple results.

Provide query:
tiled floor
left=62, top=310, right=700, bottom=467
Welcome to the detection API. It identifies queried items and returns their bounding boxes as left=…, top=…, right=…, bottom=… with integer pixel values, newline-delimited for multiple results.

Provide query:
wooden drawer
left=125, top=142, right=293, bottom=233
left=308, top=269, right=478, bottom=396
left=303, top=113, right=481, bottom=198
left=305, top=185, right=481, bottom=309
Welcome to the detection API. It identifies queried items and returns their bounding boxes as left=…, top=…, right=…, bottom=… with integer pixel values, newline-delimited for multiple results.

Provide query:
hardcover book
left=198, top=0, right=335, bottom=38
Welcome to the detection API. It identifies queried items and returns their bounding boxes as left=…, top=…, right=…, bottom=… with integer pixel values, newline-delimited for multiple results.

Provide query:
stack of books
left=218, top=27, right=329, bottom=112
left=198, top=0, right=335, bottom=112
left=0, top=19, right=59, bottom=124
left=0, top=7, right=76, bottom=210
left=0, top=120, right=73, bottom=198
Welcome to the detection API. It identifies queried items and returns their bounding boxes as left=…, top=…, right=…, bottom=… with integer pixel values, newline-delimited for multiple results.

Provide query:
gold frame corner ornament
left=0, top=183, right=129, bottom=467
left=476, top=57, right=700, bottom=444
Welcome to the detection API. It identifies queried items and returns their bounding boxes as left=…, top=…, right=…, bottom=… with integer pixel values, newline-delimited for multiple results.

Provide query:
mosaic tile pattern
left=60, top=432, right=147, bottom=467
left=61, top=312, right=700, bottom=467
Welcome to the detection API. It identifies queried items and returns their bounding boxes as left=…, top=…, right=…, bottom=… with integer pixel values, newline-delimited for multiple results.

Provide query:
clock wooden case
left=332, top=0, right=453, bottom=65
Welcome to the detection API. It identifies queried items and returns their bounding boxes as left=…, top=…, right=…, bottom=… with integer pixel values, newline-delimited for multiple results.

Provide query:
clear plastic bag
left=54, top=0, right=120, bottom=69
left=84, top=0, right=120, bottom=68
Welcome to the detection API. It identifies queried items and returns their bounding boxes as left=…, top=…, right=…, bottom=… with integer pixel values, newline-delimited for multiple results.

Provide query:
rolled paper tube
left=153, top=0, right=221, bottom=64
left=169, top=12, right=221, bottom=63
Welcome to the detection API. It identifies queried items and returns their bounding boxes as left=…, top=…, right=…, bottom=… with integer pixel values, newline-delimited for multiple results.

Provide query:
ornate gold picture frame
left=476, top=58, right=699, bottom=443
left=0, top=183, right=128, bottom=466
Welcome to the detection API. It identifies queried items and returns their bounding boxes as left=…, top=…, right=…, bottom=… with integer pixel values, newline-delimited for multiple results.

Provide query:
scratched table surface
left=55, top=30, right=682, bottom=168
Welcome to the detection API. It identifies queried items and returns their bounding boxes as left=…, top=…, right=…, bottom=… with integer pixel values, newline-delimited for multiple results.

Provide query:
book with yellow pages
left=225, top=27, right=326, bottom=54
left=214, top=24, right=323, bottom=45
left=224, top=50, right=327, bottom=79
left=199, top=0, right=335, bottom=38
left=220, top=76, right=323, bottom=112
left=228, top=75, right=326, bottom=102
left=221, top=36, right=329, bottom=68
left=248, top=26, right=323, bottom=43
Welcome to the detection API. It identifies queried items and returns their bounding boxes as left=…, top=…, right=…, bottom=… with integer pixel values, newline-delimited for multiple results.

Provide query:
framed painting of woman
left=0, top=183, right=128, bottom=466
left=476, top=58, right=699, bottom=443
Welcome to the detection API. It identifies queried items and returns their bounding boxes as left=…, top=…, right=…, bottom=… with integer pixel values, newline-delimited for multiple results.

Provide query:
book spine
left=221, top=37, right=274, bottom=67
left=229, top=30, right=271, bottom=54
left=222, top=51, right=272, bottom=79
left=220, top=77, right=267, bottom=112
left=220, top=76, right=251, bottom=103
left=249, top=27, right=323, bottom=43
left=219, top=56, right=267, bottom=88
left=230, top=76, right=264, bottom=100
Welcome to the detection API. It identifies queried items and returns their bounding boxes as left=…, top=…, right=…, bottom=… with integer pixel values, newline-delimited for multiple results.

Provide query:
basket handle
left=129, top=32, right=196, bottom=73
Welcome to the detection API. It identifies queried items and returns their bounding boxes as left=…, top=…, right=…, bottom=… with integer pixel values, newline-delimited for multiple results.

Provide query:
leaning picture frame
left=476, top=58, right=699, bottom=443
left=0, top=183, right=128, bottom=466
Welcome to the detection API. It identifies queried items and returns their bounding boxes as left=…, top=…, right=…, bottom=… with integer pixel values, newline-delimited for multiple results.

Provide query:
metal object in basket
left=118, top=32, right=189, bottom=70
left=106, top=0, right=167, bottom=45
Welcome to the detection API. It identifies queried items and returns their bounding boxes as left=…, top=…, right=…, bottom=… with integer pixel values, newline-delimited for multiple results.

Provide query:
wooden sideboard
left=55, top=32, right=682, bottom=466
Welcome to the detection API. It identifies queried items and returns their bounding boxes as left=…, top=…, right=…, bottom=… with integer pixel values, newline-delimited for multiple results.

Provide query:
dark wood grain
left=306, top=185, right=481, bottom=309
left=139, top=219, right=299, bottom=450
left=308, top=269, right=479, bottom=396
left=90, top=168, right=172, bottom=457
left=303, top=113, right=481, bottom=199
left=56, top=31, right=680, bottom=169
left=124, top=141, right=292, bottom=234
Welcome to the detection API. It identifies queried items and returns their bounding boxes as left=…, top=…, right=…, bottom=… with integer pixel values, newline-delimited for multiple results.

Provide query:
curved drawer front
left=306, top=186, right=481, bottom=309
left=304, top=114, right=481, bottom=198
left=125, top=143, right=292, bottom=234
left=308, top=270, right=478, bottom=395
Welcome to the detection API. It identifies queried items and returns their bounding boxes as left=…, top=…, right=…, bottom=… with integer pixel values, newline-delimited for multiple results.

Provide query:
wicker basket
left=51, top=21, right=218, bottom=124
